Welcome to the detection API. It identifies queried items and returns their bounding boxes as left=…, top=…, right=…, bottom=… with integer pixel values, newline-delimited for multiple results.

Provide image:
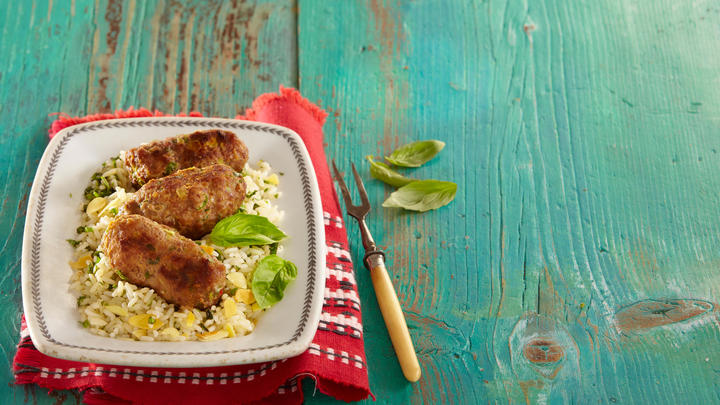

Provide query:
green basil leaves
left=209, top=213, right=287, bottom=247
left=367, top=139, right=456, bottom=212
left=251, top=255, right=298, bottom=308
left=385, top=140, right=445, bottom=167
left=211, top=214, right=297, bottom=308
left=366, top=156, right=414, bottom=187
left=382, top=180, right=457, bottom=212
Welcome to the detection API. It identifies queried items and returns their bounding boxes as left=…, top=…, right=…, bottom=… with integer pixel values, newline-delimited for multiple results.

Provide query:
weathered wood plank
left=4, top=0, right=720, bottom=403
left=299, top=0, right=720, bottom=403
left=0, top=0, right=295, bottom=403
left=299, top=1, right=486, bottom=403
left=82, top=0, right=296, bottom=115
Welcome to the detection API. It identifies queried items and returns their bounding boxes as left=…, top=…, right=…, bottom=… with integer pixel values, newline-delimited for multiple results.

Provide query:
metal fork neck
left=356, top=218, right=386, bottom=269
left=356, top=218, right=376, bottom=251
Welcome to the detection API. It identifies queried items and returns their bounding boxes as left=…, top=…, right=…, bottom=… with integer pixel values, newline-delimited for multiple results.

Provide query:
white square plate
left=21, top=117, right=326, bottom=367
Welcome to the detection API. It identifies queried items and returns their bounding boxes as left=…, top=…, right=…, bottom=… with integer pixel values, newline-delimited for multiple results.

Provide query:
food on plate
left=124, top=129, right=249, bottom=186
left=69, top=132, right=293, bottom=342
left=209, top=211, right=287, bottom=247
left=251, top=255, right=298, bottom=309
left=121, top=164, right=247, bottom=239
left=100, top=214, right=226, bottom=309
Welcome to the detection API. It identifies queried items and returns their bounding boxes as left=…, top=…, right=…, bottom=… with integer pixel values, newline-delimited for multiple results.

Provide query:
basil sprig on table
left=366, top=156, right=415, bottom=187
left=251, top=255, right=298, bottom=308
left=209, top=212, right=287, bottom=247
left=385, top=140, right=445, bottom=167
left=382, top=180, right=457, bottom=212
left=367, top=139, right=456, bottom=212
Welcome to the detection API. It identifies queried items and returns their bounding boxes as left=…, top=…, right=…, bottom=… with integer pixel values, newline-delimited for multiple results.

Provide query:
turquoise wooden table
left=2, top=0, right=720, bottom=403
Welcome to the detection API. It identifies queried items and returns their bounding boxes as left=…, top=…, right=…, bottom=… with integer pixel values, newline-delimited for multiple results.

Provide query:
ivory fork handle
left=368, top=258, right=421, bottom=382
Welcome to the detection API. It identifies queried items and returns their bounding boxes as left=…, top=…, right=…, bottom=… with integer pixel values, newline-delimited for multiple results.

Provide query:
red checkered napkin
left=13, top=87, right=371, bottom=404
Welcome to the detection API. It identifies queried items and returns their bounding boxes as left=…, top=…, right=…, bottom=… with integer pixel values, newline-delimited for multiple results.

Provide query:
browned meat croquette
left=100, top=215, right=225, bottom=309
left=121, top=164, right=246, bottom=240
left=124, top=129, right=249, bottom=186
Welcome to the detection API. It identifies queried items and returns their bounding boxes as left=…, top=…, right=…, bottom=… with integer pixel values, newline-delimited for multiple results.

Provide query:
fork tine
left=331, top=160, right=355, bottom=208
left=351, top=162, right=370, bottom=209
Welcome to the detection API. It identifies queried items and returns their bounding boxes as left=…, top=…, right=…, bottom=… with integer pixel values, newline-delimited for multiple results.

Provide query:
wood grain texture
left=3, top=0, right=720, bottom=403
left=299, top=0, right=720, bottom=403
left=0, top=0, right=295, bottom=403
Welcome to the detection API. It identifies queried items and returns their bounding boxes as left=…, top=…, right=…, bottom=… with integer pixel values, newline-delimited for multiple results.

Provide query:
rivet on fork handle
left=331, top=160, right=422, bottom=382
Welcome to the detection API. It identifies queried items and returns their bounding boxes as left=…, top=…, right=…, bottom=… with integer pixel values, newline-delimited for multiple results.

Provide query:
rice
left=68, top=155, right=284, bottom=341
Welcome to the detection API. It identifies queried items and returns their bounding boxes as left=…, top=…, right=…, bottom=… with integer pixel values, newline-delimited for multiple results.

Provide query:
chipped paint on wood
left=523, top=337, right=564, bottom=365
left=615, top=299, right=716, bottom=334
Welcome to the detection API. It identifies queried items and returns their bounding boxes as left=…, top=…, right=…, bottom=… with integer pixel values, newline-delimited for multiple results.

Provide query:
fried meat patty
left=121, top=164, right=246, bottom=240
left=100, top=215, right=226, bottom=309
left=124, top=129, right=249, bottom=186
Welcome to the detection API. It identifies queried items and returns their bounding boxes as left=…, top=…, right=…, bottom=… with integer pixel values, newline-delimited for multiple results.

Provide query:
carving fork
left=331, top=160, right=421, bottom=382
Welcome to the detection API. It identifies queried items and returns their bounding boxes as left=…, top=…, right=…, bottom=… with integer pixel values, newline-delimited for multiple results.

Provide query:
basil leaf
left=251, top=255, right=298, bottom=309
left=366, top=156, right=415, bottom=187
left=385, top=140, right=445, bottom=167
left=209, top=213, right=287, bottom=247
left=382, top=180, right=457, bottom=212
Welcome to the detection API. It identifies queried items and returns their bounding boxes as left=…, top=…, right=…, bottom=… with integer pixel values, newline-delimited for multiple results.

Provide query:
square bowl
left=21, top=117, right=326, bottom=367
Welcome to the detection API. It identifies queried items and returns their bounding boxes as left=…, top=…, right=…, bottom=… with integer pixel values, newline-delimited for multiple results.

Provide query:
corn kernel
left=200, top=245, right=215, bottom=256
left=185, top=312, right=195, bottom=327
left=224, top=324, right=236, bottom=337
left=223, top=298, right=237, bottom=318
left=227, top=272, right=247, bottom=289
left=69, top=254, right=92, bottom=270
left=235, top=289, right=255, bottom=305
left=265, top=174, right=279, bottom=185
left=128, top=313, right=164, bottom=330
